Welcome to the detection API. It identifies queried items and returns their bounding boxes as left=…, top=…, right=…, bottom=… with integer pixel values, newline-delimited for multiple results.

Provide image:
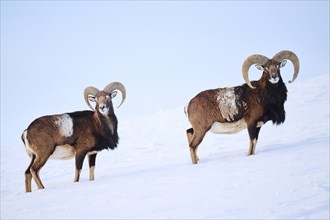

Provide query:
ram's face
left=94, top=92, right=114, bottom=115
left=256, top=60, right=287, bottom=85
left=266, top=61, right=281, bottom=84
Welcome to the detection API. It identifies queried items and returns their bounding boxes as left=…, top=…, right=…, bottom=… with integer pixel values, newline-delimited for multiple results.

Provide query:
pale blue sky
left=1, top=1, right=329, bottom=147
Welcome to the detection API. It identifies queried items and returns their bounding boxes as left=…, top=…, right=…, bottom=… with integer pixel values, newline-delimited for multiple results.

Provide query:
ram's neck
left=94, top=111, right=117, bottom=135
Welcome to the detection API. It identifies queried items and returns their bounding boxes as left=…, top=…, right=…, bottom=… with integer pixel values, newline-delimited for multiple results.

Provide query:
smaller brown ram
left=22, top=82, right=126, bottom=192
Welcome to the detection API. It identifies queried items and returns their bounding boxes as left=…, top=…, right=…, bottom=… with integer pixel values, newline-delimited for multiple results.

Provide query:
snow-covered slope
left=1, top=74, right=329, bottom=219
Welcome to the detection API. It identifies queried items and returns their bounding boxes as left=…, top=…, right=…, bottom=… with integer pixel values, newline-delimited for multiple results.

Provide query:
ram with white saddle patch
left=185, top=50, right=300, bottom=164
left=22, top=82, right=126, bottom=192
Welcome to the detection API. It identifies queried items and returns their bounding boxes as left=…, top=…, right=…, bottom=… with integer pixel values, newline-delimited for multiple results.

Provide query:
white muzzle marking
left=269, top=77, right=280, bottom=84
left=99, top=104, right=109, bottom=114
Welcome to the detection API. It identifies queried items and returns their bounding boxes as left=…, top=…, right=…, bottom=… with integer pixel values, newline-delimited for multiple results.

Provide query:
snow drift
left=1, top=74, right=329, bottom=219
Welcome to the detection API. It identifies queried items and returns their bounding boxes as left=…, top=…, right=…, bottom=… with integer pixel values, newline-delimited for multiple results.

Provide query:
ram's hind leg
left=29, top=152, right=52, bottom=191
left=187, top=128, right=206, bottom=164
left=25, top=154, right=36, bottom=192
left=187, top=128, right=197, bottom=164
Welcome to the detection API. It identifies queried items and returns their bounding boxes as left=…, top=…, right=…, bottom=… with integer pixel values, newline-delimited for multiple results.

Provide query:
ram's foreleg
left=88, top=153, right=97, bottom=181
left=74, top=150, right=87, bottom=182
left=247, top=122, right=262, bottom=156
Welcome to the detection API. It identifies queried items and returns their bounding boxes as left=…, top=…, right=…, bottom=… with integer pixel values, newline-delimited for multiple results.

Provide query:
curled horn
left=84, top=86, right=100, bottom=110
left=272, top=50, right=300, bottom=83
left=103, top=82, right=126, bottom=108
left=242, top=54, right=269, bottom=89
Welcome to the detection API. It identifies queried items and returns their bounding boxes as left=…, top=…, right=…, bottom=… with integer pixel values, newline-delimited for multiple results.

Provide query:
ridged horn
left=242, top=54, right=269, bottom=89
left=272, top=50, right=300, bottom=83
left=84, top=86, right=100, bottom=110
left=103, top=82, right=126, bottom=108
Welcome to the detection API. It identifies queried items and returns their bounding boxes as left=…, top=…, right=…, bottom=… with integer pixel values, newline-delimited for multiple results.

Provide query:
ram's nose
left=99, top=105, right=107, bottom=113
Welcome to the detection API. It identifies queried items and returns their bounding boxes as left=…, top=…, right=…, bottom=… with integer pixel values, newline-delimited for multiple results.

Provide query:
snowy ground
left=1, top=74, right=329, bottom=219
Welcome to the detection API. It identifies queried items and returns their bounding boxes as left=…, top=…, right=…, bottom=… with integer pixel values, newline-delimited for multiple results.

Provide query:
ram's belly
left=210, top=119, right=247, bottom=134
left=50, top=144, right=75, bottom=160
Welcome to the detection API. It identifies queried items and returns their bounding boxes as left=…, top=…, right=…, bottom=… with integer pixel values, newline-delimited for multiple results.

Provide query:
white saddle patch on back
left=216, top=88, right=239, bottom=121
left=50, top=145, right=75, bottom=160
left=55, top=114, right=73, bottom=137
left=210, top=119, right=247, bottom=134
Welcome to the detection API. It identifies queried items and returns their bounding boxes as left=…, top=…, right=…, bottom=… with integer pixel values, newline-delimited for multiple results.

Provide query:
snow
left=1, top=74, right=329, bottom=219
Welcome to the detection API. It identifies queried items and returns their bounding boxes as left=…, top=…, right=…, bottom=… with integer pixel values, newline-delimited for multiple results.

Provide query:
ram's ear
left=110, top=91, right=118, bottom=99
left=280, top=60, right=287, bottom=68
left=88, top=95, right=96, bottom=102
left=255, top=64, right=264, bottom=71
